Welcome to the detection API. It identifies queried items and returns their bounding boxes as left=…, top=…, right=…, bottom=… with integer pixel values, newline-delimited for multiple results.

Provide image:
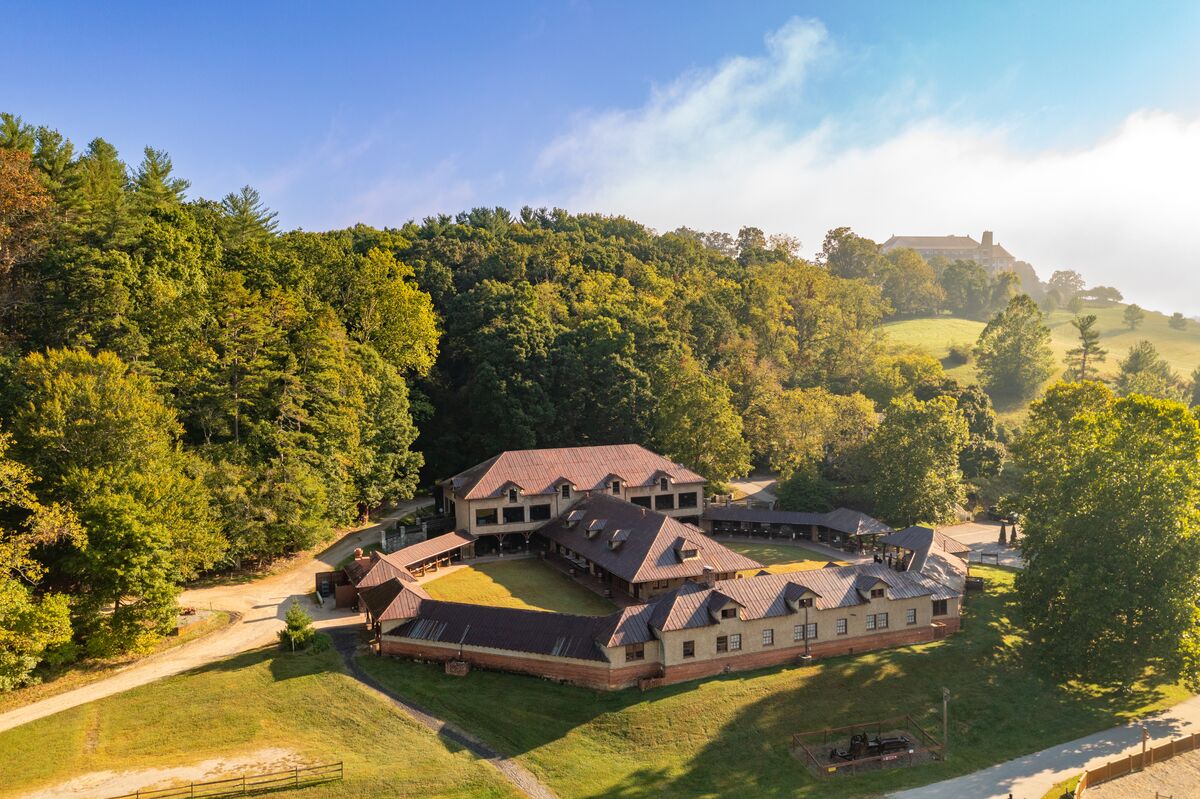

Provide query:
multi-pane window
left=797, top=597, right=814, bottom=608
left=659, top=476, right=669, bottom=491
left=625, top=643, right=645, bottom=662
left=836, top=618, right=848, bottom=635
left=631, top=496, right=651, bottom=508
left=529, top=504, right=551, bottom=521
left=502, top=506, right=525, bottom=524
left=654, top=494, right=675, bottom=510
left=877, top=612, right=889, bottom=629
left=507, top=488, right=519, bottom=503
left=729, top=634, right=742, bottom=651
left=611, top=480, right=621, bottom=494
left=678, top=491, right=698, bottom=508
left=683, top=640, right=695, bottom=658
left=475, top=508, right=498, bottom=526
left=870, top=587, right=885, bottom=599
left=932, top=599, right=948, bottom=616
left=865, top=614, right=877, bottom=631
left=906, top=608, right=917, bottom=625
left=762, top=628, right=774, bottom=646
left=720, top=607, right=737, bottom=619
left=805, top=622, right=817, bottom=640
left=716, top=635, right=728, bottom=653
left=794, top=623, right=817, bottom=641
left=561, top=484, right=571, bottom=499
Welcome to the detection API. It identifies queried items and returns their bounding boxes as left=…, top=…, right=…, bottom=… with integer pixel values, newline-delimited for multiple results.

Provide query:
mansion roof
left=443, top=444, right=706, bottom=500
left=539, top=494, right=762, bottom=584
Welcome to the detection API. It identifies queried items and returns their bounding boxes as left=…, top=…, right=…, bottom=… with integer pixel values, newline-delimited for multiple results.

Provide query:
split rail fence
left=1076, top=732, right=1200, bottom=796
left=103, top=761, right=343, bottom=799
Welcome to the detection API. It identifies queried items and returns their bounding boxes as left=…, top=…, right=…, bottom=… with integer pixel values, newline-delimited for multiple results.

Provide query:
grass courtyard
left=360, top=566, right=1190, bottom=799
left=422, top=557, right=617, bottom=615
left=0, top=645, right=519, bottom=799
left=722, top=540, right=844, bottom=575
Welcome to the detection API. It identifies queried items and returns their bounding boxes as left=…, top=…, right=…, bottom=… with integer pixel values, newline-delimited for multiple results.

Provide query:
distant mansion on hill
left=322, top=444, right=969, bottom=691
left=882, top=230, right=1017, bottom=273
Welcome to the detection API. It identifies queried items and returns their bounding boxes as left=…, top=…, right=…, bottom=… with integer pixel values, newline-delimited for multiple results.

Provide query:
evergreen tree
left=1169, top=312, right=1188, bottom=330
left=1115, top=340, right=1183, bottom=400
left=220, top=185, right=278, bottom=247
left=278, top=601, right=316, bottom=650
left=132, top=146, right=189, bottom=211
left=1064, top=314, right=1107, bottom=381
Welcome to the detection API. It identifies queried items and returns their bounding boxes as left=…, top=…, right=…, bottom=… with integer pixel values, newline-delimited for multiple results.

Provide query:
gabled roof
left=388, top=600, right=610, bottom=662
left=443, top=444, right=706, bottom=500
left=539, top=494, right=761, bottom=584
left=702, top=505, right=891, bottom=536
left=880, top=526, right=970, bottom=591
left=390, top=530, right=476, bottom=569
left=352, top=550, right=417, bottom=589
left=358, top=577, right=430, bottom=623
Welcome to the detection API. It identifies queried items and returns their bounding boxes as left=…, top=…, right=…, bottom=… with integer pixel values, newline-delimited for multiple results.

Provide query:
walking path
left=890, top=694, right=1200, bottom=799
left=0, top=499, right=430, bottom=734
left=333, top=632, right=558, bottom=799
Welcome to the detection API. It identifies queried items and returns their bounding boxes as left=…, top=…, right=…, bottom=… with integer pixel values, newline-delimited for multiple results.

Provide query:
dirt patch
left=1088, top=747, right=1200, bottom=798
left=18, top=747, right=307, bottom=799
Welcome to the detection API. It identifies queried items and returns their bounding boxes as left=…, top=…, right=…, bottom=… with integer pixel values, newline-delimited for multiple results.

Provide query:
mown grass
left=0, top=644, right=519, bottom=799
left=0, top=611, right=235, bottom=714
left=881, top=303, right=1200, bottom=423
left=360, top=567, right=1189, bottom=799
left=422, top=558, right=617, bottom=615
left=723, top=540, right=843, bottom=575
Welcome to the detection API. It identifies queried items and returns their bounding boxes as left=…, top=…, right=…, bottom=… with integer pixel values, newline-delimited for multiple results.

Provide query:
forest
left=0, top=110, right=1166, bottom=688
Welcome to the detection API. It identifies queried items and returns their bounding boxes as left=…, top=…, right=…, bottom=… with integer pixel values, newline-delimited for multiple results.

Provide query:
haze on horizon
left=8, top=1, right=1200, bottom=314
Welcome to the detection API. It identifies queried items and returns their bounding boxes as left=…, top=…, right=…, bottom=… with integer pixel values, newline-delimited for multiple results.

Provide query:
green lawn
left=0, top=645, right=518, bottom=799
left=360, top=567, right=1190, bottom=799
left=881, top=303, right=1200, bottom=421
left=722, top=540, right=843, bottom=575
left=422, top=558, right=617, bottom=615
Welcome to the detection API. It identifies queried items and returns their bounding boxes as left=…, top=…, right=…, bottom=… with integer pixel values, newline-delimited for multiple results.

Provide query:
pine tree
left=132, top=146, right=189, bottom=211
left=1123, top=304, right=1145, bottom=330
left=278, top=601, right=316, bottom=650
left=220, top=185, right=278, bottom=247
left=1064, top=314, right=1107, bottom=381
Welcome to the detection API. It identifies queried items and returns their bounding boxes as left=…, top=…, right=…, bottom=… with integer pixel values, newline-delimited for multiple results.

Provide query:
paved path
left=890, top=694, right=1200, bottom=799
left=0, top=499, right=430, bottom=734
left=333, top=632, right=558, bottom=799
left=941, top=520, right=1027, bottom=569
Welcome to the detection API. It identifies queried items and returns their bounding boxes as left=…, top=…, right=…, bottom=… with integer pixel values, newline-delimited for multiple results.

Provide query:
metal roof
left=702, top=505, right=891, bottom=536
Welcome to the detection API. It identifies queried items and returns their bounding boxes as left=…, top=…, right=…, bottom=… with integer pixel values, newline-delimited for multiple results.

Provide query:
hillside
left=882, top=303, right=1200, bottom=390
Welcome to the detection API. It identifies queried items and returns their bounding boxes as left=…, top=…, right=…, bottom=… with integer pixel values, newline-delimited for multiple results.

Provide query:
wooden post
left=295, top=766, right=300, bottom=787
left=942, top=687, right=950, bottom=760
left=242, top=774, right=246, bottom=794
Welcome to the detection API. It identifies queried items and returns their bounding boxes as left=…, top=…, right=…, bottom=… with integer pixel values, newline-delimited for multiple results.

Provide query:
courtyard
left=420, top=556, right=617, bottom=615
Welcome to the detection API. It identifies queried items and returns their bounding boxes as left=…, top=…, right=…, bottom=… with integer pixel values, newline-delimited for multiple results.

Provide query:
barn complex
left=336, top=444, right=968, bottom=690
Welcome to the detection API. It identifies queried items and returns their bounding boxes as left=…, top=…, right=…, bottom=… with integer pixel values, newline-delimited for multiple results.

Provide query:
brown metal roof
left=539, top=494, right=762, bottom=584
left=390, top=530, right=476, bottom=569
left=353, top=551, right=417, bottom=588
left=389, top=600, right=610, bottom=662
left=358, top=578, right=430, bottom=622
left=444, top=444, right=706, bottom=500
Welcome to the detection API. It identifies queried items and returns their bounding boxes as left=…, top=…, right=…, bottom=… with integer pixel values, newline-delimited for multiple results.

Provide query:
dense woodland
left=2, top=112, right=1199, bottom=692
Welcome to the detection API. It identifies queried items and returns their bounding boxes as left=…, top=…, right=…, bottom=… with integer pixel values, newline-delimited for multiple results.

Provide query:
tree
left=1066, top=295, right=1084, bottom=314
left=821, top=227, right=887, bottom=284
left=1064, top=314, right=1107, bottom=381
left=278, top=601, right=316, bottom=650
left=651, top=352, right=751, bottom=484
left=865, top=395, right=969, bottom=526
left=974, top=295, right=1055, bottom=401
left=10, top=349, right=222, bottom=655
left=939, top=260, right=991, bottom=318
left=1190, top=366, right=1200, bottom=408
left=1124, top=304, right=1145, bottom=330
left=1047, top=269, right=1085, bottom=299
left=881, top=248, right=943, bottom=317
left=1169, top=312, right=1188, bottom=331
left=743, top=385, right=876, bottom=477
left=1115, top=340, right=1184, bottom=401
left=131, top=147, right=189, bottom=211
left=0, top=434, right=78, bottom=689
left=1013, top=382, right=1200, bottom=686
left=220, top=185, right=278, bottom=247
left=0, top=148, right=52, bottom=272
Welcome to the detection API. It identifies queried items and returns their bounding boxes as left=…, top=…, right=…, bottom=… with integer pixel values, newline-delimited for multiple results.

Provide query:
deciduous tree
left=974, top=295, right=1055, bottom=401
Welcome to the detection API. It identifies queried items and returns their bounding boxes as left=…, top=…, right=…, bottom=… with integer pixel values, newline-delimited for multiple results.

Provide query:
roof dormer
left=672, top=536, right=700, bottom=562
left=586, top=518, right=608, bottom=539
left=706, top=592, right=744, bottom=623
left=783, top=583, right=820, bottom=612
left=564, top=509, right=586, bottom=528
left=608, top=529, right=630, bottom=550
left=855, top=574, right=890, bottom=601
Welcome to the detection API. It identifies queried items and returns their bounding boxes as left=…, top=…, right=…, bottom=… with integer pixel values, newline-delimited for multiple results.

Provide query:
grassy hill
left=882, top=303, right=1200, bottom=407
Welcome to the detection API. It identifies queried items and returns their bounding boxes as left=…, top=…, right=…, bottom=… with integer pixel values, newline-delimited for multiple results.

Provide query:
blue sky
left=8, top=1, right=1200, bottom=310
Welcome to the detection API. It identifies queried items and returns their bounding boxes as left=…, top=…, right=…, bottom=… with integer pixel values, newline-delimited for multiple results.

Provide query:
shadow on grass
left=361, top=568, right=1183, bottom=799
left=425, top=558, right=616, bottom=615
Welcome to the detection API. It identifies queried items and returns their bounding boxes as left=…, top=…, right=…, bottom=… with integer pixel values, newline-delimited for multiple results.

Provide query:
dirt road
left=0, top=500, right=429, bottom=734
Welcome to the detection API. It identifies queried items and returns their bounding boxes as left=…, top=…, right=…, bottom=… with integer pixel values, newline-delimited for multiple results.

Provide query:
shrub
left=947, top=342, right=972, bottom=365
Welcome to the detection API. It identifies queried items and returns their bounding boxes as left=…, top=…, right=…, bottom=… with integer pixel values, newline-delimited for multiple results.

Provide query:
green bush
left=947, top=342, right=972, bottom=365
left=278, top=601, right=316, bottom=651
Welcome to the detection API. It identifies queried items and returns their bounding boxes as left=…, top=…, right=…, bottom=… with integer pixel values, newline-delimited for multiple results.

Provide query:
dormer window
left=798, top=597, right=814, bottom=608
left=720, top=608, right=737, bottom=620
left=611, top=480, right=621, bottom=494
left=659, top=476, right=669, bottom=492
left=871, top=587, right=885, bottom=599
left=507, top=488, right=519, bottom=503
left=561, top=484, right=571, bottom=499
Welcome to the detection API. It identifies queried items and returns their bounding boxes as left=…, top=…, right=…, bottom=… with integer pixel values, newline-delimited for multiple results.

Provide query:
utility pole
left=943, top=687, right=951, bottom=760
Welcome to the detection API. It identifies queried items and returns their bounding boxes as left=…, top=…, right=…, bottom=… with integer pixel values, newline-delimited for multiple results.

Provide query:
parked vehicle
left=829, top=733, right=914, bottom=761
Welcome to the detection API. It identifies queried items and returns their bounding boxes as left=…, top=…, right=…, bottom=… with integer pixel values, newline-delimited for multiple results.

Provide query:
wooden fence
left=1076, top=732, right=1200, bottom=796
left=104, top=762, right=343, bottom=799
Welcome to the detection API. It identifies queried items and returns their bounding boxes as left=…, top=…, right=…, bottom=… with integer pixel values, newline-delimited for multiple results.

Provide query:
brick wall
left=380, top=620, right=955, bottom=691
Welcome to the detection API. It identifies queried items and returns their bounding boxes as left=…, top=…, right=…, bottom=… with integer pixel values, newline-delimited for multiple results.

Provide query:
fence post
left=295, top=766, right=300, bottom=787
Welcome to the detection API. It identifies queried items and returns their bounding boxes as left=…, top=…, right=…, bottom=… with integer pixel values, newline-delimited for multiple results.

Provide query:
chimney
left=353, top=547, right=363, bottom=558
left=981, top=230, right=994, bottom=249
left=701, top=566, right=716, bottom=587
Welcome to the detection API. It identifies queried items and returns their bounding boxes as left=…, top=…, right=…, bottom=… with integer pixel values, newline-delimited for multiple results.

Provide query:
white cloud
left=539, top=18, right=1200, bottom=315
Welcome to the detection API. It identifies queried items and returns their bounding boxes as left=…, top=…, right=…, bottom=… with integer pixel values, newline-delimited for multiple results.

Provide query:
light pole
left=943, top=687, right=950, bottom=760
